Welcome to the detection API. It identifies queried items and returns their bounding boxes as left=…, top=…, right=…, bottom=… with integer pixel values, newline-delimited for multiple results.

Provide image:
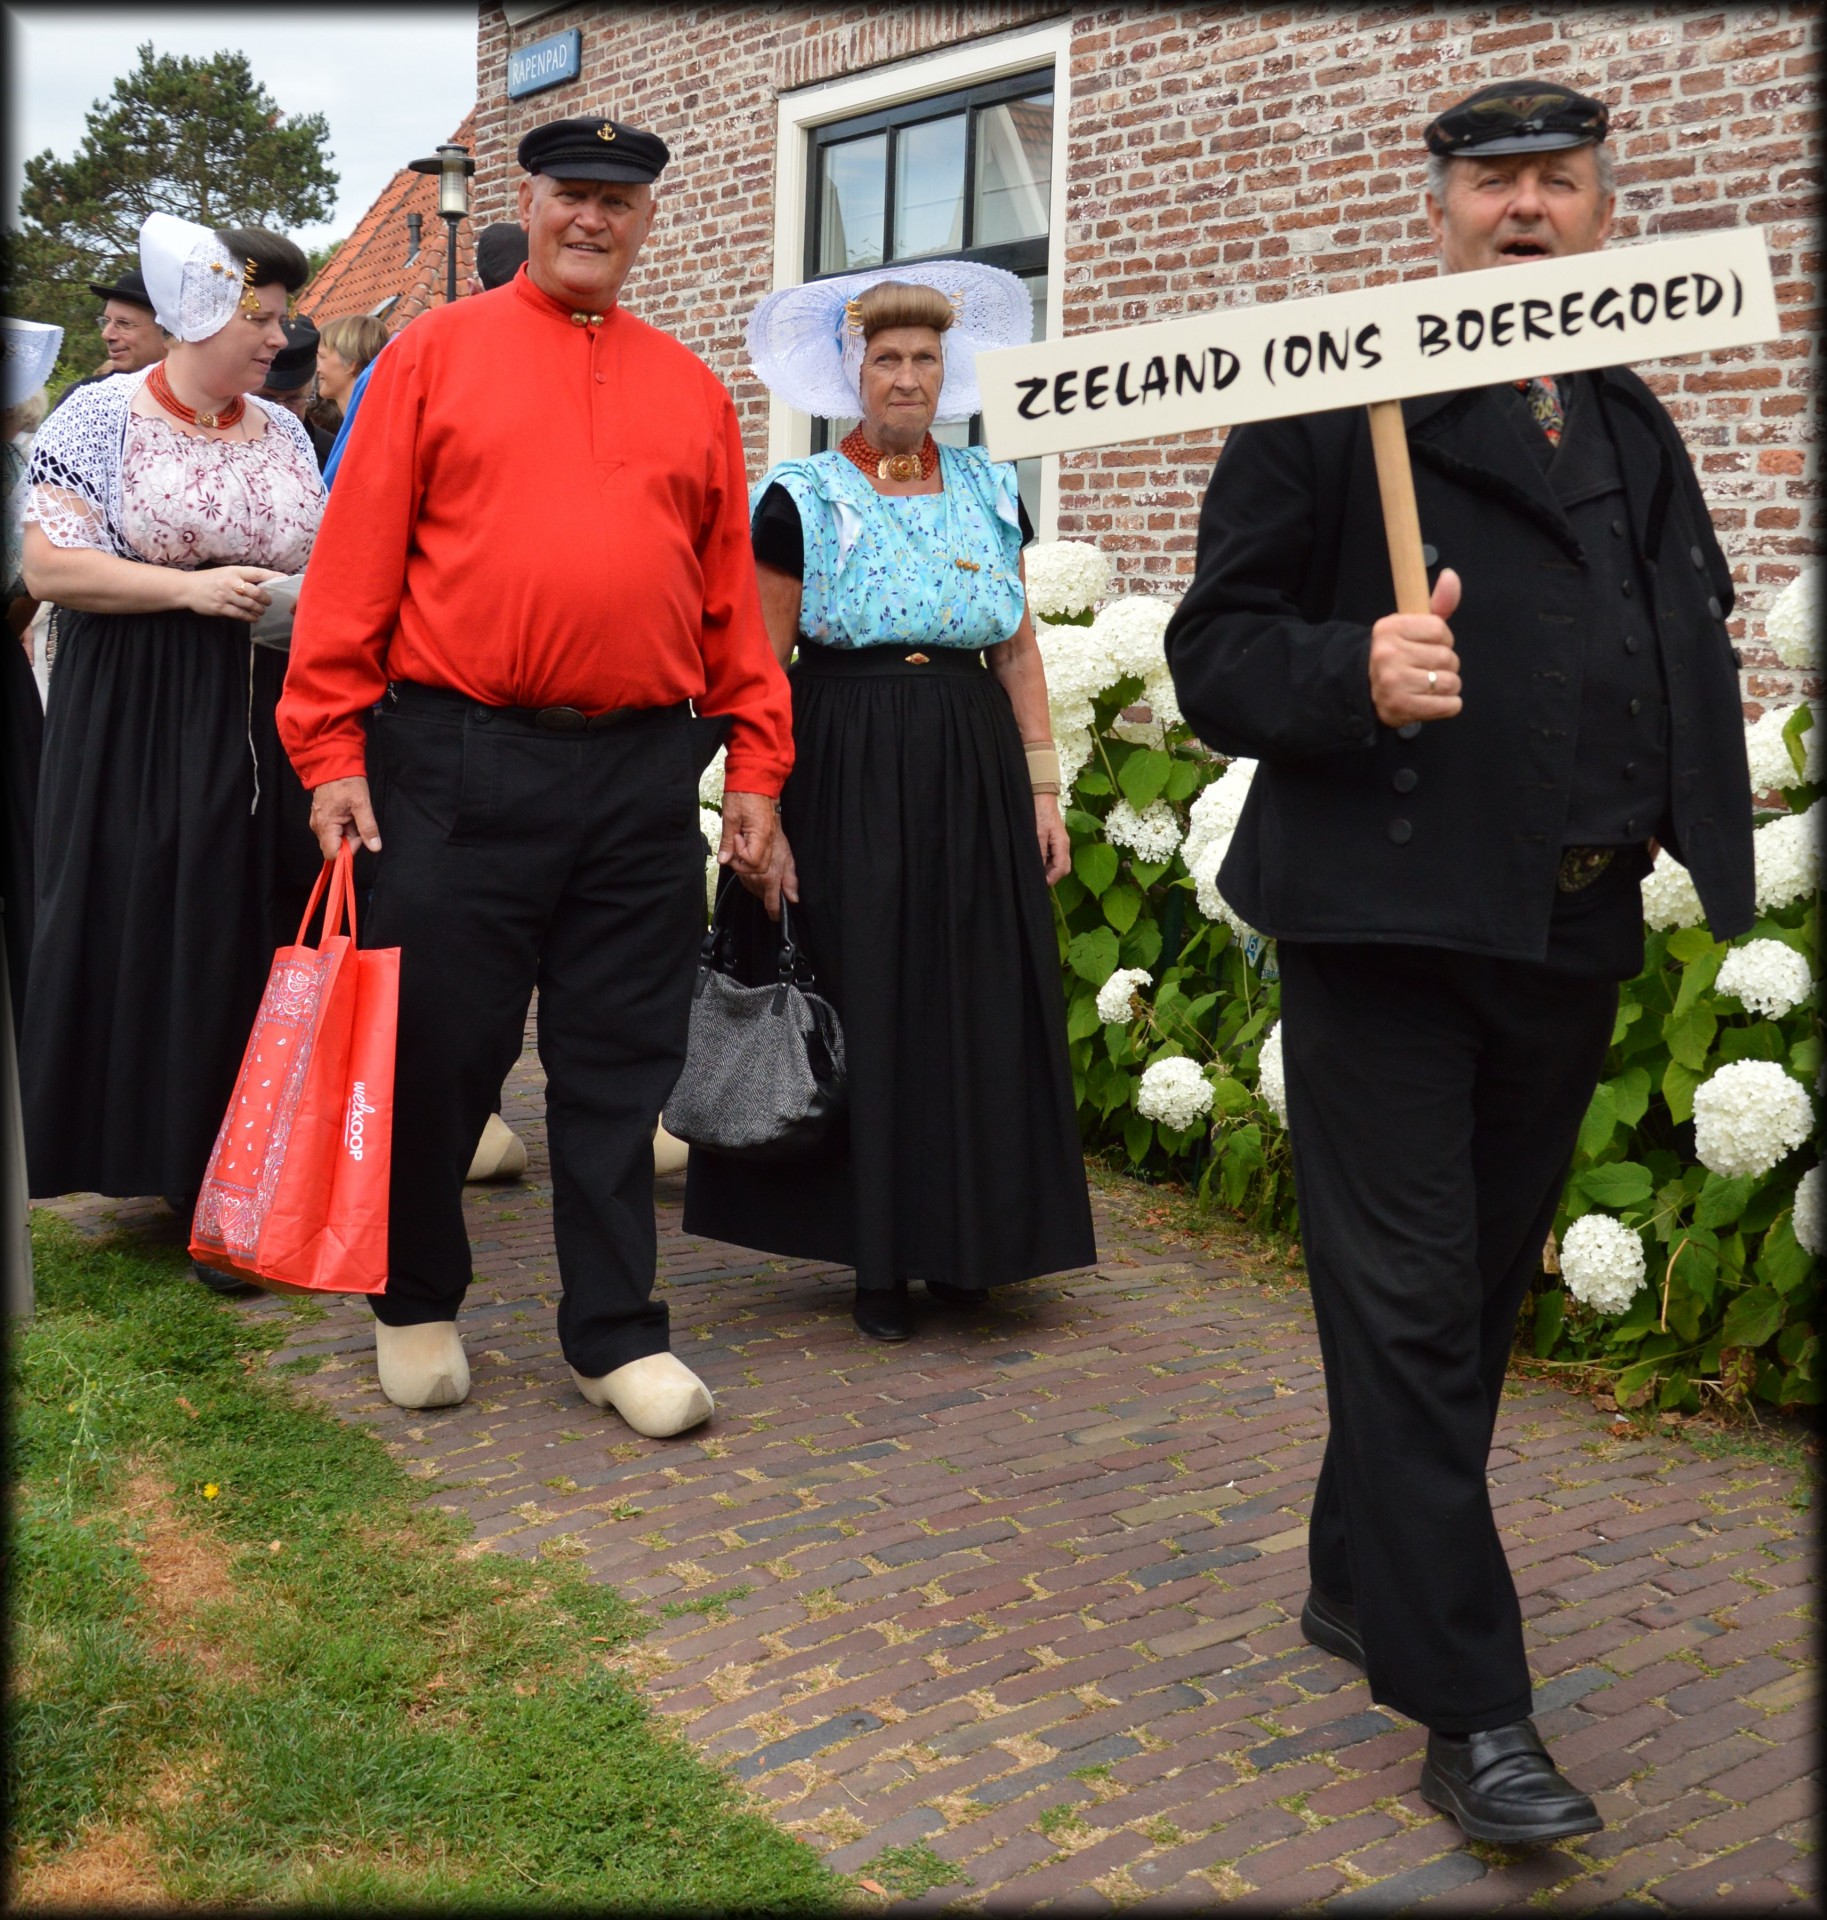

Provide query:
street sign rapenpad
left=977, top=228, right=1778, bottom=463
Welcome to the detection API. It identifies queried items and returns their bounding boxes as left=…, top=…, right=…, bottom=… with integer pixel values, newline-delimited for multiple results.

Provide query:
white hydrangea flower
left=1256, top=1020, right=1288, bottom=1127
left=1056, top=726, right=1095, bottom=802
left=1188, top=829, right=1261, bottom=942
left=1753, top=800, right=1822, bottom=914
left=1025, top=540, right=1112, bottom=619
left=705, top=854, right=720, bottom=912
left=1142, top=667, right=1183, bottom=733
left=1090, top=595, right=1175, bottom=685
left=698, top=807, right=723, bottom=852
left=1036, top=617, right=1110, bottom=718
left=1104, top=797, right=1183, bottom=864
left=1716, top=938, right=1815, bottom=1020
left=1793, top=1164, right=1823, bottom=1258
left=1640, top=846, right=1706, bottom=932
left=1182, top=758, right=1257, bottom=873
left=698, top=745, right=726, bottom=808
left=1136, top=1054, right=1214, bottom=1129
left=1559, top=1213, right=1648, bottom=1316
left=1096, top=967, right=1152, bottom=1025
left=1764, top=568, right=1817, bottom=670
left=1692, top=1059, right=1814, bottom=1180
left=1744, top=702, right=1823, bottom=795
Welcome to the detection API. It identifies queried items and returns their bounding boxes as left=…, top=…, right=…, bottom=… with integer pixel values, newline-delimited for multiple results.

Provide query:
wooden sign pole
left=1365, top=399, right=1431, bottom=618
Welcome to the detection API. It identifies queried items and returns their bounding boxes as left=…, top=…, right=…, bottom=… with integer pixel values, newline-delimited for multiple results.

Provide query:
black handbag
left=662, top=891, right=847, bottom=1164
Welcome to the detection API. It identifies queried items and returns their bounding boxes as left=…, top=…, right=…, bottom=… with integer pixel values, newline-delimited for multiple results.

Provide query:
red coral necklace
left=146, top=361, right=246, bottom=432
left=839, top=425, right=937, bottom=484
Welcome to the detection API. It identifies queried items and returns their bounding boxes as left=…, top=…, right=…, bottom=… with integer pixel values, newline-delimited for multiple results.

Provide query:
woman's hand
left=1036, top=793, right=1071, bottom=886
left=183, top=565, right=287, bottom=623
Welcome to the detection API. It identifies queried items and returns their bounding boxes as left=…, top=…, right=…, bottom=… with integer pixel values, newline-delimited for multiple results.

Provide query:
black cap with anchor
left=1424, top=80, right=1610, bottom=158
left=516, top=115, right=671, bottom=185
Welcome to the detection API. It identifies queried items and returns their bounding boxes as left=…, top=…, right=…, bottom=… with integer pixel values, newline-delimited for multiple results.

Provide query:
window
left=804, top=71, right=1053, bottom=530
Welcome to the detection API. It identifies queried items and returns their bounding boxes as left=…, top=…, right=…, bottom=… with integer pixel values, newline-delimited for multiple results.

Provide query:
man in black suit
left=1165, top=80, right=1754, bottom=1846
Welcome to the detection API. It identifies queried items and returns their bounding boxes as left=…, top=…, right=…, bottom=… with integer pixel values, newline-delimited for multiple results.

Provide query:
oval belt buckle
left=905, top=652, right=930, bottom=665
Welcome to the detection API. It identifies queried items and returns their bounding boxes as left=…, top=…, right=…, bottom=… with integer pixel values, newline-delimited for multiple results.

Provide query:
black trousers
left=1277, top=939, right=1617, bottom=1734
left=361, top=686, right=704, bottom=1377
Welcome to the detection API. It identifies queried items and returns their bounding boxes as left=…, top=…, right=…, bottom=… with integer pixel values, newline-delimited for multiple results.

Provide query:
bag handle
left=294, top=842, right=358, bottom=950
left=699, top=881, right=818, bottom=992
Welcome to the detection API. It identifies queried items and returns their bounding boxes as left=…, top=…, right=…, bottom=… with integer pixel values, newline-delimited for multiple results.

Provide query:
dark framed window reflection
left=806, top=70, right=1053, bottom=529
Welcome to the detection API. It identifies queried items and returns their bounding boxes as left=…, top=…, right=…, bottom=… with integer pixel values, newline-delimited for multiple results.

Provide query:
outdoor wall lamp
left=408, top=142, right=476, bottom=302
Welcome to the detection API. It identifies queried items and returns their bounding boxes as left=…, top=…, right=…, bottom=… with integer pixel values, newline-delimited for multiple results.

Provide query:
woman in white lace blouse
left=20, top=215, right=325, bottom=1279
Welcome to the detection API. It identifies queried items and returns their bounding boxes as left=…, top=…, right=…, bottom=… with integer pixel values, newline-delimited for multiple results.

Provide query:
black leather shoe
left=852, top=1283, right=912, bottom=1342
left=1300, top=1587, right=1365, bottom=1668
left=1421, top=1720, right=1603, bottom=1846
left=191, top=1259, right=257, bottom=1298
left=921, top=1278, right=982, bottom=1308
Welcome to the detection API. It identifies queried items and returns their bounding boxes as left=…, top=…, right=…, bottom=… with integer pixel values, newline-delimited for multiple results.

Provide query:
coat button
left=1690, top=545, right=1705, bottom=569
left=1623, top=762, right=1639, bottom=780
left=1626, top=817, right=1639, bottom=835
left=1388, top=818, right=1413, bottom=845
left=1628, top=697, right=1642, bottom=716
left=473, top=706, right=491, bottom=725
left=1620, top=579, right=1634, bottom=597
left=1397, top=721, right=1423, bottom=741
left=1612, top=519, right=1626, bottom=538
left=1421, top=543, right=1438, bottom=567
left=1624, top=635, right=1640, bottom=654
left=1706, top=596, right=1722, bottom=618
left=1392, top=768, right=1419, bottom=794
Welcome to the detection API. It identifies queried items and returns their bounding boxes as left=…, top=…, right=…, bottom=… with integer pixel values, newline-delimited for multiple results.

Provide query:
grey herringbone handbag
left=663, top=896, right=847, bottom=1164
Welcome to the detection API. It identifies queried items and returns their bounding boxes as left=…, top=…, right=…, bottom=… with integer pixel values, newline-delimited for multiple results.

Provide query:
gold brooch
left=569, top=311, right=604, bottom=327
left=954, top=558, right=981, bottom=572
left=595, top=123, right=616, bottom=141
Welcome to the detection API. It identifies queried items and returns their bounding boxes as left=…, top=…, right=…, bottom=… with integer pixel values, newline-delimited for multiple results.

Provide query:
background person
left=685, top=269, right=1095, bottom=1343
left=1163, top=80, right=1754, bottom=1847
left=311, top=312, right=388, bottom=432
left=20, top=215, right=324, bottom=1286
left=259, top=316, right=334, bottom=467
left=279, top=118, right=791, bottom=1436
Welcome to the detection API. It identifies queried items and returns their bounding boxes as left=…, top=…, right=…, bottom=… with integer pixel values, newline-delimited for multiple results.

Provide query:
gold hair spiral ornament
left=238, top=255, right=262, bottom=319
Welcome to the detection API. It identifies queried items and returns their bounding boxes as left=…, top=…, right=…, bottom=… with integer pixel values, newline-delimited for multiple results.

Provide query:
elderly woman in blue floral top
left=685, top=267, right=1095, bottom=1340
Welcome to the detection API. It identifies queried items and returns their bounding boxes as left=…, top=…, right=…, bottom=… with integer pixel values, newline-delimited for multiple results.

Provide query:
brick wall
left=475, top=3, right=1819, bottom=706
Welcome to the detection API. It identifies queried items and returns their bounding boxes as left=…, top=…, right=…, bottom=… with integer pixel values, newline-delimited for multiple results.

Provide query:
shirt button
left=1612, top=519, right=1626, bottom=538
left=1628, top=697, right=1642, bottom=716
left=1624, top=635, right=1640, bottom=654
left=1620, top=579, right=1634, bottom=597
left=1388, top=818, right=1413, bottom=845
left=1421, top=543, right=1438, bottom=567
left=1392, top=768, right=1419, bottom=794
left=1706, top=596, right=1722, bottom=618
left=595, top=372, right=605, bottom=384
left=1689, top=545, right=1705, bottom=569
left=1623, top=762, right=1639, bottom=780
left=1397, top=721, right=1423, bottom=741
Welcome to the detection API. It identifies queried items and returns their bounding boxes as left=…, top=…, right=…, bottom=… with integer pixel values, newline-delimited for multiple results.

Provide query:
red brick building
left=469, top=5, right=1819, bottom=703
left=301, top=111, right=480, bottom=332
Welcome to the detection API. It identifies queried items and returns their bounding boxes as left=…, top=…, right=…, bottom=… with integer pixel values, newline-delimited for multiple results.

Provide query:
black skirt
left=22, top=608, right=321, bottom=1199
left=683, top=643, right=1096, bottom=1291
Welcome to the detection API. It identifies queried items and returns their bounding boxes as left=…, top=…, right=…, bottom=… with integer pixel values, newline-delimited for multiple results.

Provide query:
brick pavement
left=46, top=1038, right=1820, bottom=1914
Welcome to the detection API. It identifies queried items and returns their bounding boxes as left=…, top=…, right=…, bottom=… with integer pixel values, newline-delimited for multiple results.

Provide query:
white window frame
left=767, top=19, right=1072, bottom=534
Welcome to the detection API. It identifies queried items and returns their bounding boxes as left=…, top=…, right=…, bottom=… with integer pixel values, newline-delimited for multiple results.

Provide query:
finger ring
left=1426, top=670, right=1437, bottom=691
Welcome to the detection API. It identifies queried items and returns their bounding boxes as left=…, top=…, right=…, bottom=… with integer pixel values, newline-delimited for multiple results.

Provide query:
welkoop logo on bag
left=344, top=1082, right=375, bottom=1161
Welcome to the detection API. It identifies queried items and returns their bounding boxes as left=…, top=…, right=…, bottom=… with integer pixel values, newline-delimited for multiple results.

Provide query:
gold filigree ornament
left=238, top=255, right=262, bottom=319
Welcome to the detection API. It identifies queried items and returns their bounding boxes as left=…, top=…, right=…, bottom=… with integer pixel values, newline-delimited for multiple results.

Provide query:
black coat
left=1163, top=367, right=1756, bottom=960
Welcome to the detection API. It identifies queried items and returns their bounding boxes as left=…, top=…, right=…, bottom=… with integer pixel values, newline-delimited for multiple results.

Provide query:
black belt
left=793, top=640, right=985, bottom=676
left=385, top=680, right=688, bottom=732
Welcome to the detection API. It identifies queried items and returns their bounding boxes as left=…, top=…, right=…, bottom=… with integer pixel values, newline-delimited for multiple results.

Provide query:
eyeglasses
left=98, top=316, right=149, bottom=334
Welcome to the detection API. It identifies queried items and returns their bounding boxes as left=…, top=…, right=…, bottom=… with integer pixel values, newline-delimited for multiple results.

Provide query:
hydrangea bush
left=1038, top=542, right=1820, bottom=1413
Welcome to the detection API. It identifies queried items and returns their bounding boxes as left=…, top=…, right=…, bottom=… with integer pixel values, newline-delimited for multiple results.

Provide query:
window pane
left=973, top=93, right=1052, bottom=246
left=893, top=114, right=965, bottom=259
left=818, top=134, right=886, bottom=273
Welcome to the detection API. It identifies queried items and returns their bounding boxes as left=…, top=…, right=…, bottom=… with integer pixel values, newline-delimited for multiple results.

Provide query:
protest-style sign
left=978, top=228, right=1780, bottom=611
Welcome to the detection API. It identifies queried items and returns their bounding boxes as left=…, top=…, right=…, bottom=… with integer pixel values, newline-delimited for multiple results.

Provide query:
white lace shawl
left=26, top=368, right=319, bottom=561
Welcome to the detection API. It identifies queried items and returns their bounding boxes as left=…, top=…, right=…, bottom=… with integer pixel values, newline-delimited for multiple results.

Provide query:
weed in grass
left=9, top=1214, right=841, bottom=1913
left=657, top=1584, right=755, bottom=1621
left=856, top=1839, right=963, bottom=1899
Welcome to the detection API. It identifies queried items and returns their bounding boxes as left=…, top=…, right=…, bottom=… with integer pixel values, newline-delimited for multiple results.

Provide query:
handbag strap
left=697, top=884, right=820, bottom=993
left=293, top=842, right=357, bottom=950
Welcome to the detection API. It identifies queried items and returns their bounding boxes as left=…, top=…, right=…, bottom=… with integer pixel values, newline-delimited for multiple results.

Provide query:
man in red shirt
left=280, top=115, right=793, bottom=1437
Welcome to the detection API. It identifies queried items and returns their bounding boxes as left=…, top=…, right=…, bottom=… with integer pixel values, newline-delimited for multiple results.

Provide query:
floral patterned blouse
left=118, top=410, right=321, bottom=572
left=755, top=444, right=1025, bottom=650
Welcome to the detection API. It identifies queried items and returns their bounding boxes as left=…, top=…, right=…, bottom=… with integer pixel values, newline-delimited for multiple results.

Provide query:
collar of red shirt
left=512, top=264, right=622, bottom=329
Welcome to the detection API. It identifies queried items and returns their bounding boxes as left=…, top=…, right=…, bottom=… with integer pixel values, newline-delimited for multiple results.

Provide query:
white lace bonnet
left=139, top=211, right=261, bottom=343
left=746, top=260, right=1032, bottom=422
left=2, top=319, right=63, bottom=409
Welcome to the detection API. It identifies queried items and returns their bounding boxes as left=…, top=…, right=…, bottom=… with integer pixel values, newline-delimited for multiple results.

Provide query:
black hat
left=88, top=263, right=156, bottom=310
left=1424, top=80, right=1609, bottom=159
left=262, top=317, right=320, bottom=394
left=517, top=115, right=669, bottom=185
left=473, top=221, right=530, bottom=290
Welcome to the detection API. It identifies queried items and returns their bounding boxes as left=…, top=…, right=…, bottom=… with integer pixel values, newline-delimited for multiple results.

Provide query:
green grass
left=9, top=1214, right=842, bottom=1912
left=857, top=1839, right=962, bottom=1898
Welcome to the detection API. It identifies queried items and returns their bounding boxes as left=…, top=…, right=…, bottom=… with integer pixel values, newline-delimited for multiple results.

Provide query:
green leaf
left=1610, top=999, right=1644, bottom=1046
left=1662, top=1003, right=1718, bottom=1071
left=1130, top=859, right=1170, bottom=889
left=1051, top=872, right=1086, bottom=915
left=1073, top=841, right=1119, bottom=898
left=1608, top=1066, right=1652, bottom=1129
left=1792, top=1032, right=1822, bottom=1084
left=1533, top=1288, right=1566, bottom=1357
left=1721, top=1285, right=1784, bottom=1350
left=1665, top=927, right=1722, bottom=964
left=1102, top=882, right=1142, bottom=935
left=1067, top=927, right=1120, bottom=985
left=1717, top=1023, right=1786, bottom=1064
left=1576, top=1160, right=1654, bottom=1208
left=1121, top=920, right=1163, bottom=971
left=1210, top=1076, right=1253, bottom=1115
left=1672, top=946, right=1724, bottom=1021
left=1116, top=749, right=1174, bottom=809
left=1074, top=767, right=1111, bottom=797
left=1615, top=1358, right=1659, bottom=1407
left=1662, top=1057, right=1701, bottom=1125
left=1122, top=1113, right=1153, bottom=1165
left=1066, top=988, right=1104, bottom=1043
left=1782, top=702, right=1814, bottom=782
left=1756, top=1216, right=1814, bottom=1297
left=1165, top=759, right=1206, bottom=803
left=1577, top=1083, right=1618, bottom=1160
left=1693, top=1172, right=1755, bottom=1231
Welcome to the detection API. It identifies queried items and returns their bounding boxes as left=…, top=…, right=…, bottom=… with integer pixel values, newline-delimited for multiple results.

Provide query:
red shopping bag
left=190, top=843, right=398, bottom=1294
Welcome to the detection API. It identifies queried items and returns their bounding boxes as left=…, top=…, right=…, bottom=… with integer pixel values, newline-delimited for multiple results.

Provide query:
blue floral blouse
left=754, top=444, right=1026, bottom=650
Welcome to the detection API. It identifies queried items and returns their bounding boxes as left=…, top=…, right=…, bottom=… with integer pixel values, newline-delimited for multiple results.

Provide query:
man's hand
left=1036, top=794, right=1071, bottom=886
left=721, top=790, right=798, bottom=920
left=1368, top=567, right=1463, bottom=728
left=310, top=776, right=382, bottom=861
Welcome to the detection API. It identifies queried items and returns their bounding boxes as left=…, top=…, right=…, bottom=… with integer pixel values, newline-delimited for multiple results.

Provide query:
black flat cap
left=262, top=317, right=320, bottom=394
left=518, top=115, right=669, bottom=185
left=473, top=221, right=530, bottom=290
left=89, top=262, right=156, bottom=309
left=1425, top=80, right=1609, bottom=158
